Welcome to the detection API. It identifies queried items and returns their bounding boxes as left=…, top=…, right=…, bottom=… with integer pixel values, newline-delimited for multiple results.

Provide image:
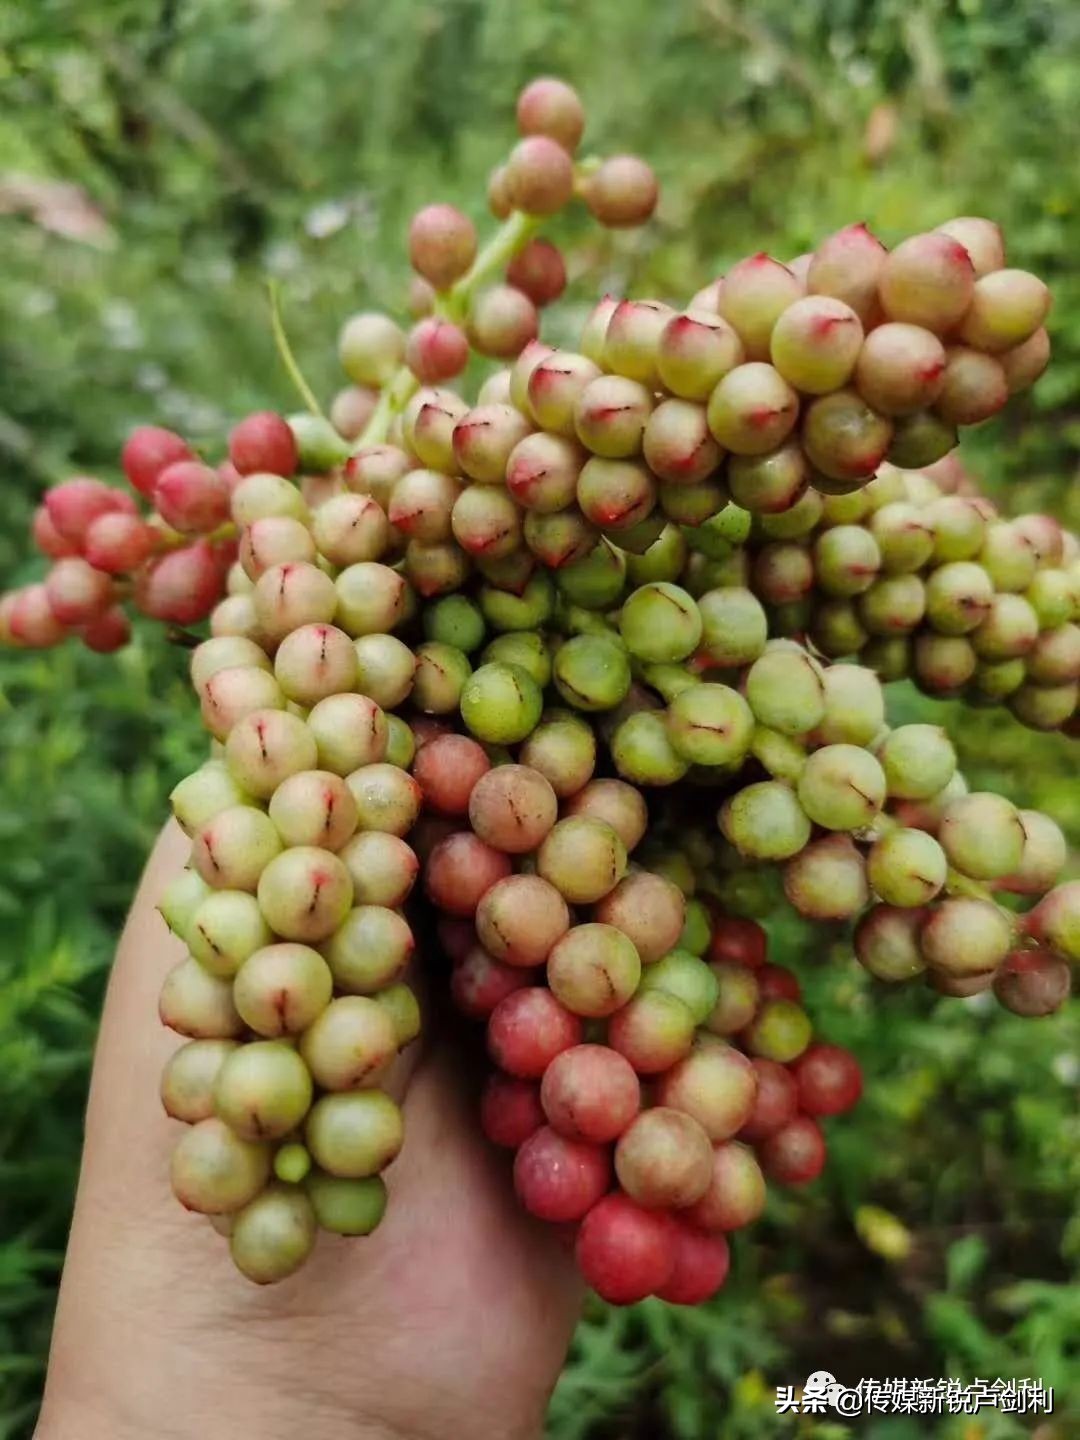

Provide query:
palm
left=41, top=823, right=580, bottom=1440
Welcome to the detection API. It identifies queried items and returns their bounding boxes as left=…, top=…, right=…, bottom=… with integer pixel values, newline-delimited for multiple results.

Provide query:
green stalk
left=355, top=210, right=541, bottom=450
left=267, top=281, right=325, bottom=419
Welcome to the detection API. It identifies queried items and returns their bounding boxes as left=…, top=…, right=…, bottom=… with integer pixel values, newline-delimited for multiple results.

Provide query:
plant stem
left=267, top=281, right=325, bottom=419
left=354, top=209, right=541, bottom=450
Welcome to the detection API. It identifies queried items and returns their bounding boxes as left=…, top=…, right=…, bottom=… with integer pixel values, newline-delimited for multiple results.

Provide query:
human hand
left=37, top=822, right=582, bottom=1440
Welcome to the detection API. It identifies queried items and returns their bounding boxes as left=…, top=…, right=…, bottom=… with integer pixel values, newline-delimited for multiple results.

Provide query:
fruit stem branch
left=355, top=209, right=541, bottom=449
left=267, top=281, right=326, bottom=420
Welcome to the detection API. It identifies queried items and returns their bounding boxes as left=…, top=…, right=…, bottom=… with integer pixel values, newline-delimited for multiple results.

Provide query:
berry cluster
left=423, top=760, right=860, bottom=1305
left=1, top=77, right=1075, bottom=1293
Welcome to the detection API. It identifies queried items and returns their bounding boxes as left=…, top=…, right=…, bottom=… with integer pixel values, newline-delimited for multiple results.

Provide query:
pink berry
left=44, top=558, right=114, bottom=626
left=154, top=460, right=231, bottom=534
left=540, top=1045, right=641, bottom=1143
left=683, top=1141, right=767, bottom=1232
left=405, top=318, right=470, bottom=383
left=506, top=239, right=568, bottom=307
left=505, top=136, right=574, bottom=216
left=737, top=1058, right=799, bottom=1142
left=121, top=425, right=192, bottom=496
left=425, top=832, right=512, bottom=917
left=135, top=542, right=223, bottom=624
left=451, top=946, right=530, bottom=1020
left=655, top=1223, right=731, bottom=1305
left=480, top=1074, right=545, bottom=1148
left=408, top=204, right=478, bottom=290
left=80, top=606, right=131, bottom=653
left=657, top=1041, right=758, bottom=1141
left=575, top=1194, right=677, bottom=1304
left=614, top=1107, right=713, bottom=1209
left=584, top=156, right=659, bottom=228
left=513, top=1126, right=611, bottom=1221
left=487, top=987, right=582, bottom=1078
left=708, top=914, right=768, bottom=969
left=468, top=764, right=559, bottom=852
left=475, top=875, right=570, bottom=968
left=516, top=77, right=586, bottom=152
left=32, top=506, right=79, bottom=559
left=45, top=478, right=129, bottom=546
left=83, top=511, right=155, bottom=574
left=8, top=584, right=67, bottom=647
left=413, top=734, right=491, bottom=817
left=228, top=412, right=299, bottom=477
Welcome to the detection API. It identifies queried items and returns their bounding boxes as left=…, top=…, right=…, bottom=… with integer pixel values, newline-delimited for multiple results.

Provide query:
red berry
left=228, top=412, right=299, bottom=477
left=793, top=1044, right=863, bottom=1117
left=506, top=239, right=567, bottom=307
left=708, top=915, right=767, bottom=969
left=412, top=735, right=491, bottom=817
left=425, top=832, right=512, bottom=916
left=513, top=1126, right=611, bottom=1221
left=154, top=461, right=231, bottom=534
left=450, top=947, right=529, bottom=1020
left=758, top=1115, right=827, bottom=1185
left=405, top=319, right=470, bottom=383
left=121, top=426, right=192, bottom=497
left=575, top=1194, right=677, bottom=1305
left=84, top=512, right=155, bottom=574
left=480, top=1074, right=545, bottom=1149
left=45, top=479, right=130, bottom=546
left=436, top=916, right=476, bottom=965
left=135, top=542, right=223, bottom=625
left=487, top=987, right=582, bottom=1078
left=655, top=1223, right=730, bottom=1305
left=32, top=506, right=79, bottom=559
left=737, top=1058, right=798, bottom=1142
left=756, top=963, right=802, bottom=1003
left=79, top=606, right=131, bottom=653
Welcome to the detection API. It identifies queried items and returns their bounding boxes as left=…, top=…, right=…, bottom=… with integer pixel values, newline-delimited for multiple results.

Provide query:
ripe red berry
left=487, top=987, right=582, bottom=1078
left=575, top=1194, right=677, bottom=1305
left=755, top=963, right=802, bottom=1003
left=121, top=426, right=192, bottom=497
left=792, top=1044, right=863, bottom=1117
left=506, top=239, right=567, bottom=307
left=708, top=915, right=767, bottom=969
left=758, top=1115, right=827, bottom=1185
left=412, top=734, right=492, bottom=817
left=513, top=1126, right=611, bottom=1221
left=738, top=1057, right=799, bottom=1142
left=655, top=1223, right=731, bottom=1305
left=480, top=1074, right=545, bottom=1149
left=228, top=412, right=299, bottom=477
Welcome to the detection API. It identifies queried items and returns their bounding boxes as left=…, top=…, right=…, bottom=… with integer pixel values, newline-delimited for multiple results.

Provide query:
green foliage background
left=1, top=1, right=1079, bottom=1436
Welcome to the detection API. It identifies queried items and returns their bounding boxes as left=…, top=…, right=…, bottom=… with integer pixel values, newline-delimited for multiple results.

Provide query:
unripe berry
left=256, top=846, right=354, bottom=943
left=516, top=76, right=586, bottom=150
left=783, top=834, right=869, bottom=920
left=160, top=957, right=243, bottom=1040
left=854, top=903, right=927, bottom=982
left=563, top=778, right=647, bottom=851
left=921, top=897, right=1014, bottom=978
left=683, top=1141, right=766, bottom=1231
left=329, top=385, right=378, bottom=442
left=615, top=1107, right=713, bottom=1209
left=867, top=828, right=947, bottom=907
left=476, top=875, right=570, bottom=968
left=161, top=1039, right=238, bottom=1123
left=958, top=269, right=1051, bottom=352
left=338, top=312, right=405, bottom=386
left=408, top=204, right=477, bottom=290
left=707, top=362, right=799, bottom=455
left=657, top=1041, right=757, bottom=1142
left=505, top=135, right=574, bottom=215
left=607, top=989, right=695, bottom=1073
left=196, top=665, right=282, bottom=744
left=1001, top=327, right=1051, bottom=393
left=233, top=943, right=333, bottom=1037
left=720, top=780, right=811, bottom=861
left=170, top=1118, right=270, bottom=1214
left=453, top=403, right=533, bottom=484
left=299, top=996, right=399, bottom=1091
left=188, top=889, right=273, bottom=977
left=583, top=155, right=659, bottom=228
left=972, top=593, right=1040, bottom=661
left=574, top=374, right=654, bottom=458
left=803, top=388, right=893, bottom=482
left=878, top=233, right=975, bottom=334
left=344, top=444, right=411, bottom=507
left=468, top=763, right=558, bottom=852
left=450, top=486, right=522, bottom=559
left=229, top=1184, right=317, bottom=1285
left=537, top=815, right=627, bottom=905
left=593, top=869, right=686, bottom=963
left=334, top=562, right=407, bottom=637
left=467, top=285, right=539, bottom=358
left=796, top=744, right=885, bottom=830
left=460, top=661, right=544, bottom=744
left=807, top=223, right=887, bottom=325
left=224, top=709, right=319, bottom=799
left=239, top=517, right=316, bottom=581
left=858, top=574, right=926, bottom=636
left=546, top=922, right=641, bottom=1017
left=719, top=254, right=802, bottom=361
left=604, top=300, right=673, bottom=386
left=214, top=1041, right=313, bottom=1141
left=252, top=562, right=337, bottom=644
left=541, top=1045, right=641, bottom=1143
left=770, top=295, right=863, bottom=393
left=658, top=311, right=745, bottom=400
left=667, top=683, right=754, bottom=767
left=999, top=810, right=1068, bottom=895
left=854, top=322, right=947, bottom=415
left=230, top=472, right=309, bottom=527
left=1025, top=881, right=1080, bottom=961
left=305, top=1090, right=404, bottom=1178
left=935, top=346, right=1008, bottom=425
left=346, top=762, right=422, bottom=836
left=939, top=792, right=1025, bottom=880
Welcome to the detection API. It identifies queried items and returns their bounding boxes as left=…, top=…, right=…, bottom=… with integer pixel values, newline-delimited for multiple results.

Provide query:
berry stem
left=267, top=280, right=326, bottom=420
